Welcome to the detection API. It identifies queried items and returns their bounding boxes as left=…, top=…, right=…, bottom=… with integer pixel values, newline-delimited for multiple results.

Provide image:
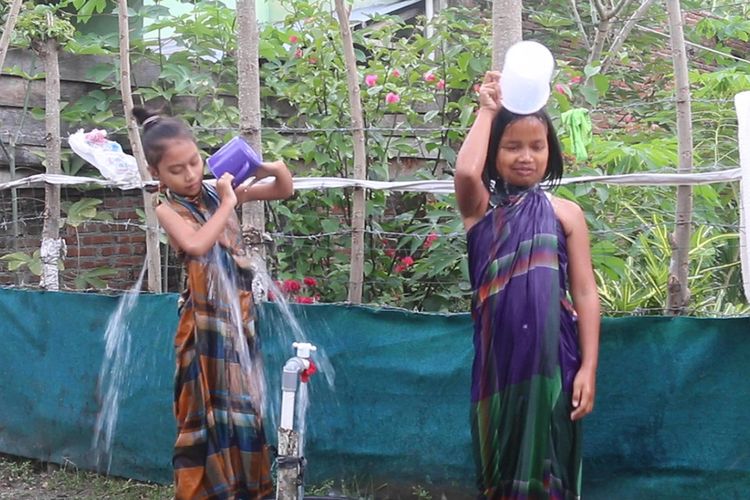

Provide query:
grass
left=0, top=454, right=467, bottom=499
left=0, top=454, right=173, bottom=499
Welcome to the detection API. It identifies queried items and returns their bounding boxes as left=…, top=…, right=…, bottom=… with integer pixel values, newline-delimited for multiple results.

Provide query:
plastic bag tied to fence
left=68, top=129, right=141, bottom=188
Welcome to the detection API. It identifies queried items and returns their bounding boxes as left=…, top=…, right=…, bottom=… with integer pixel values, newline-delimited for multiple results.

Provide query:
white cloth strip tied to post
left=735, top=91, right=750, bottom=302
left=0, top=169, right=743, bottom=194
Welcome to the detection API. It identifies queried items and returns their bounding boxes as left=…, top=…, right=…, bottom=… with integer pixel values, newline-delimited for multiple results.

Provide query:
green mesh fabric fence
left=1, top=287, right=749, bottom=498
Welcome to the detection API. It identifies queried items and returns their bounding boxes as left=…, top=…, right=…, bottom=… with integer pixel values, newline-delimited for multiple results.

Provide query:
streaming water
left=252, top=261, right=338, bottom=435
left=92, top=262, right=147, bottom=473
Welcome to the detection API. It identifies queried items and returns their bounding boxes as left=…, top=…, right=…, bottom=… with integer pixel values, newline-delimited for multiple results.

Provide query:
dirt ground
left=0, top=454, right=469, bottom=499
left=0, top=454, right=172, bottom=499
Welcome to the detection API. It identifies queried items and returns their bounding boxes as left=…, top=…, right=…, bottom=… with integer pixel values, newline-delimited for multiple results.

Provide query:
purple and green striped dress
left=467, top=187, right=582, bottom=499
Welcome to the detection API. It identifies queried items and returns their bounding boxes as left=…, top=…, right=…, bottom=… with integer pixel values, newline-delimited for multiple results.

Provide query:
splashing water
left=205, top=248, right=267, bottom=419
left=251, top=260, right=338, bottom=435
left=295, top=380, right=310, bottom=499
left=253, top=261, right=336, bottom=386
left=92, top=262, right=147, bottom=473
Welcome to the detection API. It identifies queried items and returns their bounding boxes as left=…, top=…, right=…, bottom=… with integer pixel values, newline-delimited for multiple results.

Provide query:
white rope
left=0, top=168, right=742, bottom=193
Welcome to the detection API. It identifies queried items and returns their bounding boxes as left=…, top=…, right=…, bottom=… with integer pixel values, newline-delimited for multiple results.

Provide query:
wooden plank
left=0, top=107, right=79, bottom=146
left=0, top=143, right=45, bottom=168
left=0, top=75, right=103, bottom=108
left=2, top=48, right=160, bottom=85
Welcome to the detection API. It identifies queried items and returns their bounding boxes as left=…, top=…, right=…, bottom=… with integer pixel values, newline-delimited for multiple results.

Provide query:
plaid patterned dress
left=164, top=183, right=272, bottom=499
left=467, top=187, right=582, bottom=499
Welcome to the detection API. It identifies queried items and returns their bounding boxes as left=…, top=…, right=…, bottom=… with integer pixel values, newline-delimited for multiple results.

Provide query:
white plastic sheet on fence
left=0, top=169, right=742, bottom=193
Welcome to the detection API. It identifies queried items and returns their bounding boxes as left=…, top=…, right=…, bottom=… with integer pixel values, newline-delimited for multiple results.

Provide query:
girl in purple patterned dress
left=454, top=71, right=600, bottom=499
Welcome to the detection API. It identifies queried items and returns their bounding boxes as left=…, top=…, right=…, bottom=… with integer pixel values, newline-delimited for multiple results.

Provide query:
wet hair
left=132, top=106, right=195, bottom=169
left=482, top=107, right=564, bottom=192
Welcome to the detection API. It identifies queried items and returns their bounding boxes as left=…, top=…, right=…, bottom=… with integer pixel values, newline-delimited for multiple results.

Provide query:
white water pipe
left=277, top=342, right=318, bottom=500
left=280, top=342, right=317, bottom=430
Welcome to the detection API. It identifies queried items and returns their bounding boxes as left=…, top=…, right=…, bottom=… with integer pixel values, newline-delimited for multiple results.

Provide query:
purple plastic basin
left=206, top=136, right=262, bottom=187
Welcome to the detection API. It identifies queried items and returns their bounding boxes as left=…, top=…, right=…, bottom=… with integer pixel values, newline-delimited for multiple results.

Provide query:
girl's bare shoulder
left=549, top=194, right=586, bottom=235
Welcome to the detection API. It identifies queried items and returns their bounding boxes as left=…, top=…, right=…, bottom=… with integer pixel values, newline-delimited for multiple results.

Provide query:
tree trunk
left=491, top=0, right=522, bottom=70
left=118, top=0, right=162, bottom=292
left=40, top=38, right=62, bottom=290
left=0, top=0, right=23, bottom=72
left=236, top=0, right=267, bottom=304
left=587, top=0, right=637, bottom=68
left=601, top=0, right=658, bottom=73
left=334, top=0, right=367, bottom=304
left=665, top=0, right=693, bottom=314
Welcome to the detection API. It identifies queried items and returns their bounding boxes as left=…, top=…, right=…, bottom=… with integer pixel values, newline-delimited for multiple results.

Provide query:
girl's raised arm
left=157, top=174, right=238, bottom=256
left=236, top=160, right=294, bottom=202
left=454, top=71, right=501, bottom=229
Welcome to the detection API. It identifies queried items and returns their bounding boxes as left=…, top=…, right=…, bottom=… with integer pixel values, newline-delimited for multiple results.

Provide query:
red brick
left=81, top=235, right=112, bottom=245
left=67, top=246, right=97, bottom=257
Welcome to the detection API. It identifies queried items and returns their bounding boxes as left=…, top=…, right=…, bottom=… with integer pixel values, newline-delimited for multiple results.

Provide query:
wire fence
left=0, top=176, right=746, bottom=316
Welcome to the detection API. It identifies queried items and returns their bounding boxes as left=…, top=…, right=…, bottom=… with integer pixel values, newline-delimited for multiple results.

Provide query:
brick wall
left=0, top=187, right=182, bottom=292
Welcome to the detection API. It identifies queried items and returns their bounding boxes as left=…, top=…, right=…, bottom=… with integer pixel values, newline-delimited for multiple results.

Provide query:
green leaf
left=583, top=64, right=601, bottom=78
left=86, top=63, right=115, bottom=83
left=321, top=218, right=340, bottom=234
left=30, top=107, right=45, bottom=121
left=580, top=85, right=599, bottom=107
left=459, top=105, right=475, bottom=128
left=591, top=74, right=610, bottom=96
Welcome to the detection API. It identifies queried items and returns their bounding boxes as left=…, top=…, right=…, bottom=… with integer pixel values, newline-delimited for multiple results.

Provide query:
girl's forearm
left=575, top=295, right=600, bottom=370
left=455, top=109, right=495, bottom=182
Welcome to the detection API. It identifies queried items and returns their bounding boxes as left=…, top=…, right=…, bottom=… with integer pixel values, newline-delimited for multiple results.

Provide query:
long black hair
left=482, top=107, right=564, bottom=193
left=132, top=106, right=195, bottom=169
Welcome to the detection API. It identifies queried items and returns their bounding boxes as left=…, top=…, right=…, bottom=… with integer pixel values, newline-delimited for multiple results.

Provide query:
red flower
left=394, top=263, right=405, bottom=273
left=289, top=35, right=299, bottom=43
left=423, top=232, right=439, bottom=249
left=283, top=279, right=301, bottom=293
left=401, top=256, right=414, bottom=267
left=303, top=277, right=317, bottom=287
left=436, top=79, right=445, bottom=90
left=294, top=48, right=303, bottom=58
left=296, top=295, right=315, bottom=304
left=570, top=75, right=582, bottom=84
left=267, top=290, right=276, bottom=301
left=384, top=248, right=396, bottom=258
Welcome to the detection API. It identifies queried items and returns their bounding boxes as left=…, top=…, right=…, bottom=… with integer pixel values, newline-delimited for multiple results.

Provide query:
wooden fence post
left=39, top=37, right=62, bottom=290
left=334, top=0, right=367, bottom=304
left=0, top=0, right=23, bottom=72
left=236, top=0, right=267, bottom=304
left=118, top=0, right=162, bottom=292
left=735, top=91, right=750, bottom=301
left=665, top=0, right=694, bottom=315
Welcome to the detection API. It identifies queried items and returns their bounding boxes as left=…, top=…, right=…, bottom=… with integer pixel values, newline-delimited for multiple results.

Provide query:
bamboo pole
left=665, top=0, right=693, bottom=314
left=236, top=0, right=267, bottom=303
left=0, top=0, right=23, bottom=72
left=334, top=0, right=367, bottom=303
left=39, top=36, right=62, bottom=290
left=117, top=0, right=162, bottom=292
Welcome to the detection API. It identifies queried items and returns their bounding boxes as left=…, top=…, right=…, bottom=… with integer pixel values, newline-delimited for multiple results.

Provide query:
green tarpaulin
left=1, top=287, right=749, bottom=498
